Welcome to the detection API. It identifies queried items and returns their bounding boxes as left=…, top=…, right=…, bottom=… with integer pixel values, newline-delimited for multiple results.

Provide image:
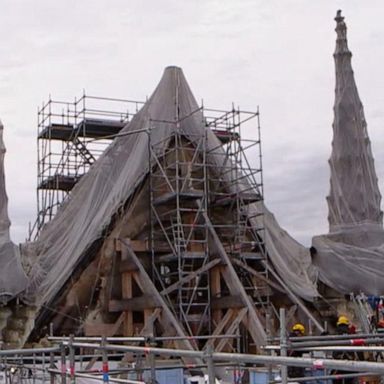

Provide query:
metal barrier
left=1, top=310, right=384, bottom=383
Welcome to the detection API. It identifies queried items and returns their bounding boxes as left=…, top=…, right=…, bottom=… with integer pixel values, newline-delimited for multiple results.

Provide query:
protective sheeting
left=312, top=12, right=384, bottom=295
left=313, top=225, right=384, bottom=295
left=203, top=120, right=318, bottom=301
left=249, top=203, right=318, bottom=301
left=17, top=12, right=384, bottom=305
left=21, top=66, right=202, bottom=305
left=21, top=65, right=318, bottom=306
left=0, top=121, right=28, bottom=300
left=327, top=12, right=382, bottom=231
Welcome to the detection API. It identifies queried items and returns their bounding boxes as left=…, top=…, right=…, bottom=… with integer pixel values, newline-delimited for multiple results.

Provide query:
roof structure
left=17, top=64, right=317, bottom=307
left=10, top=65, right=320, bottom=349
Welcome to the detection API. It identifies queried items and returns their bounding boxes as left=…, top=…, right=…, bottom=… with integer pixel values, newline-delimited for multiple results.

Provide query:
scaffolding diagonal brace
left=262, top=261, right=324, bottom=333
left=119, top=238, right=203, bottom=364
left=197, top=201, right=267, bottom=346
left=161, top=258, right=221, bottom=296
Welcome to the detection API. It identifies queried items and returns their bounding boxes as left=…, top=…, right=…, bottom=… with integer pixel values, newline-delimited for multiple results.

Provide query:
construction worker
left=336, top=315, right=350, bottom=335
left=333, top=316, right=355, bottom=384
left=288, top=323, right=306, bottom=379
left=291, top=323, right=306, bottom=337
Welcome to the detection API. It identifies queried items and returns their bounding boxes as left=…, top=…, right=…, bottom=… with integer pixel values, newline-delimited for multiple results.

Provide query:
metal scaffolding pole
left=273, top=371, right=379, bottom=383
left=60, top=341, right=384, bottom=374
left=48, top=335, right=240, bottom=343
left=271, top=332, right=384, bottom=342
left=264, top=338, right=384, bottom=350
left=280, top=308, right=288, bottom=384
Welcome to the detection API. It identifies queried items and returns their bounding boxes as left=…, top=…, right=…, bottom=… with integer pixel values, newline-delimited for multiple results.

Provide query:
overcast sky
left=1, top=0, right=384, bottom=245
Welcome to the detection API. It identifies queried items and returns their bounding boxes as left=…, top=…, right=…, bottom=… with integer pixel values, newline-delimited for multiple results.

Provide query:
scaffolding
left=148, top=104, right=266, bottom=351
left=1, top=334, right=384, bottom=384
left=31, top=93, right=145, bottom=239
left=204, top=106, right=267, bottom=301
left=30, top=92, right=270, bottom=352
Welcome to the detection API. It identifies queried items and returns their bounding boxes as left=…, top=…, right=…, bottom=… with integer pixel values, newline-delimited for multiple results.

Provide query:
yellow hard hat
left=292, top=323, right=305, bottom=335
left=337, top=315, right=349, bottom=326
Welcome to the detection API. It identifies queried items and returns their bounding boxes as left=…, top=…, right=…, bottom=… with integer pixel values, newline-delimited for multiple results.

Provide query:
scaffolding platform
left=30, top=93, right=145, bottom=240
left=77, top=118, right=126, bottom=138
left=157, top=252, right=207, bottom=263
left=38, top=175, right=79, bottom=191
left=39, top=118, right=127, bottom=141
left=238, top=252, right=264, bottom=260
left=211, top=129, right=240, bottom=144
left=38, top=123, right=75, bottom=140
left=212, top=191, right=262, bottom=206
left=153, top=190, right=204, bottom=206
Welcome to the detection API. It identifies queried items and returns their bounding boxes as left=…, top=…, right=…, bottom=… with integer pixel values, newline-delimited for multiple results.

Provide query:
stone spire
left=0, top=120, right=11, bottom=243
left=327, top=10, right=383, bottom=231
left=0, top=120, right=28, bottom=298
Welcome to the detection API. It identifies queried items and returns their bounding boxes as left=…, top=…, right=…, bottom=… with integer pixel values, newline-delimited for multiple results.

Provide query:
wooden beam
left=215, top=308, right=247, bottom=352
left=220, top=266, right=266, bottom=345
left=109, top=296, right=158, bottom=312
left=119, top=239, right=202, bottom=365
left=84, top=313, right=125, bottom=337
left=84, top=324, right=114, bottom=337
left=198, top=201, right=267, bottom=346
left=140, top=308, right=161, bottom=337
left=161, top=258, right=221, bottom=295
left=232, top=258, right=285, bottom=293
left=144, top=309, right=154, bottom=336
left=211, top=295, right=244, bottom=310
left=204, top=309, right=236, bottom=350
left=209, top=309, right=235, bottom=337
left=116, top=239, right=148, bottom=252
left=122, top=271, right=133, bottom=336
left=261, top=261, right=324, bottom=332
left=119, top=259, right=139, bottom=273
left=131, top=271, right=144, bottom=292
left=116, top=238, right=171, bottom=253
left=211, top=265, right=223, bottom=325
